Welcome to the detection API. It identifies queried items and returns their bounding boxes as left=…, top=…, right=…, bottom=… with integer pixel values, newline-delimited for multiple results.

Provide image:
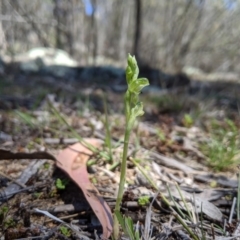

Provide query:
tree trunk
left=53, top=0, right=63, bottom=49
left=133, top=0, right=142, bottom=62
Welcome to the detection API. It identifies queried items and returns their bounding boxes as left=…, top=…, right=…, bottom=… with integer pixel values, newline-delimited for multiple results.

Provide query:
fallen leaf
left=55, top=139, right=113, bottom=239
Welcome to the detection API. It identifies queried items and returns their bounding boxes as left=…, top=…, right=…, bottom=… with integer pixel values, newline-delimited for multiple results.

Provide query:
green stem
left=103, top=94, right=113, bottom=163
left=238, top=170, right=240, bottom=220
left=113, top=122, right=132, bottom=239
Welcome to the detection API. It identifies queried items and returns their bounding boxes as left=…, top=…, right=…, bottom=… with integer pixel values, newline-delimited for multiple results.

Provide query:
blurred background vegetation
left=0, top=0, right=239, bottom=74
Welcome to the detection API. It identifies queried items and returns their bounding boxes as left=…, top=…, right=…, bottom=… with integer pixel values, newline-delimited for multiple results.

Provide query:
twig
left=0, top=170, right=26, bottom=188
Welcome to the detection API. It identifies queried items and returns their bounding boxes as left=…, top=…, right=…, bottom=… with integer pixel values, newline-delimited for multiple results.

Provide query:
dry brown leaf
left=55, top=139, right=113, bottom=239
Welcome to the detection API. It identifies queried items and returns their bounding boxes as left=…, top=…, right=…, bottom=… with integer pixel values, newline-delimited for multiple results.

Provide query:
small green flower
left=125, top=54, right=149, bottom=123
left=126, top=54, right=139, bottom=84
left=129, top=78, right=149, bottom=95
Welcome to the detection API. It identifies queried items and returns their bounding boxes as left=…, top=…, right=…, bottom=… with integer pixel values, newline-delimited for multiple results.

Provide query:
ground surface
left=0, top=72, right=240, bottom=240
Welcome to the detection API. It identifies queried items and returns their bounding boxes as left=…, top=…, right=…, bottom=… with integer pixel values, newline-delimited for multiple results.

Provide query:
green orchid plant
left=113, top=54, right=149, bottom=239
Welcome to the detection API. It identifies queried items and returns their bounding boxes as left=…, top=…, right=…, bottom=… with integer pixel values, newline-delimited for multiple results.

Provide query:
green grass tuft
left=201, top=119, right=240, bottom=171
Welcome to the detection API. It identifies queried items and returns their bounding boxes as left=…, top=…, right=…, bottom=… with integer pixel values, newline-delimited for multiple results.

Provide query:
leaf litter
left=0, top=76, right=240, bottom=239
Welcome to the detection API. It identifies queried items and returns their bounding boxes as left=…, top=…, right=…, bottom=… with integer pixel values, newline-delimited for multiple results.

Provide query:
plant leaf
left=115, top=210, right=127, bottom=235
left=125, top=217, right=135, bottom=240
